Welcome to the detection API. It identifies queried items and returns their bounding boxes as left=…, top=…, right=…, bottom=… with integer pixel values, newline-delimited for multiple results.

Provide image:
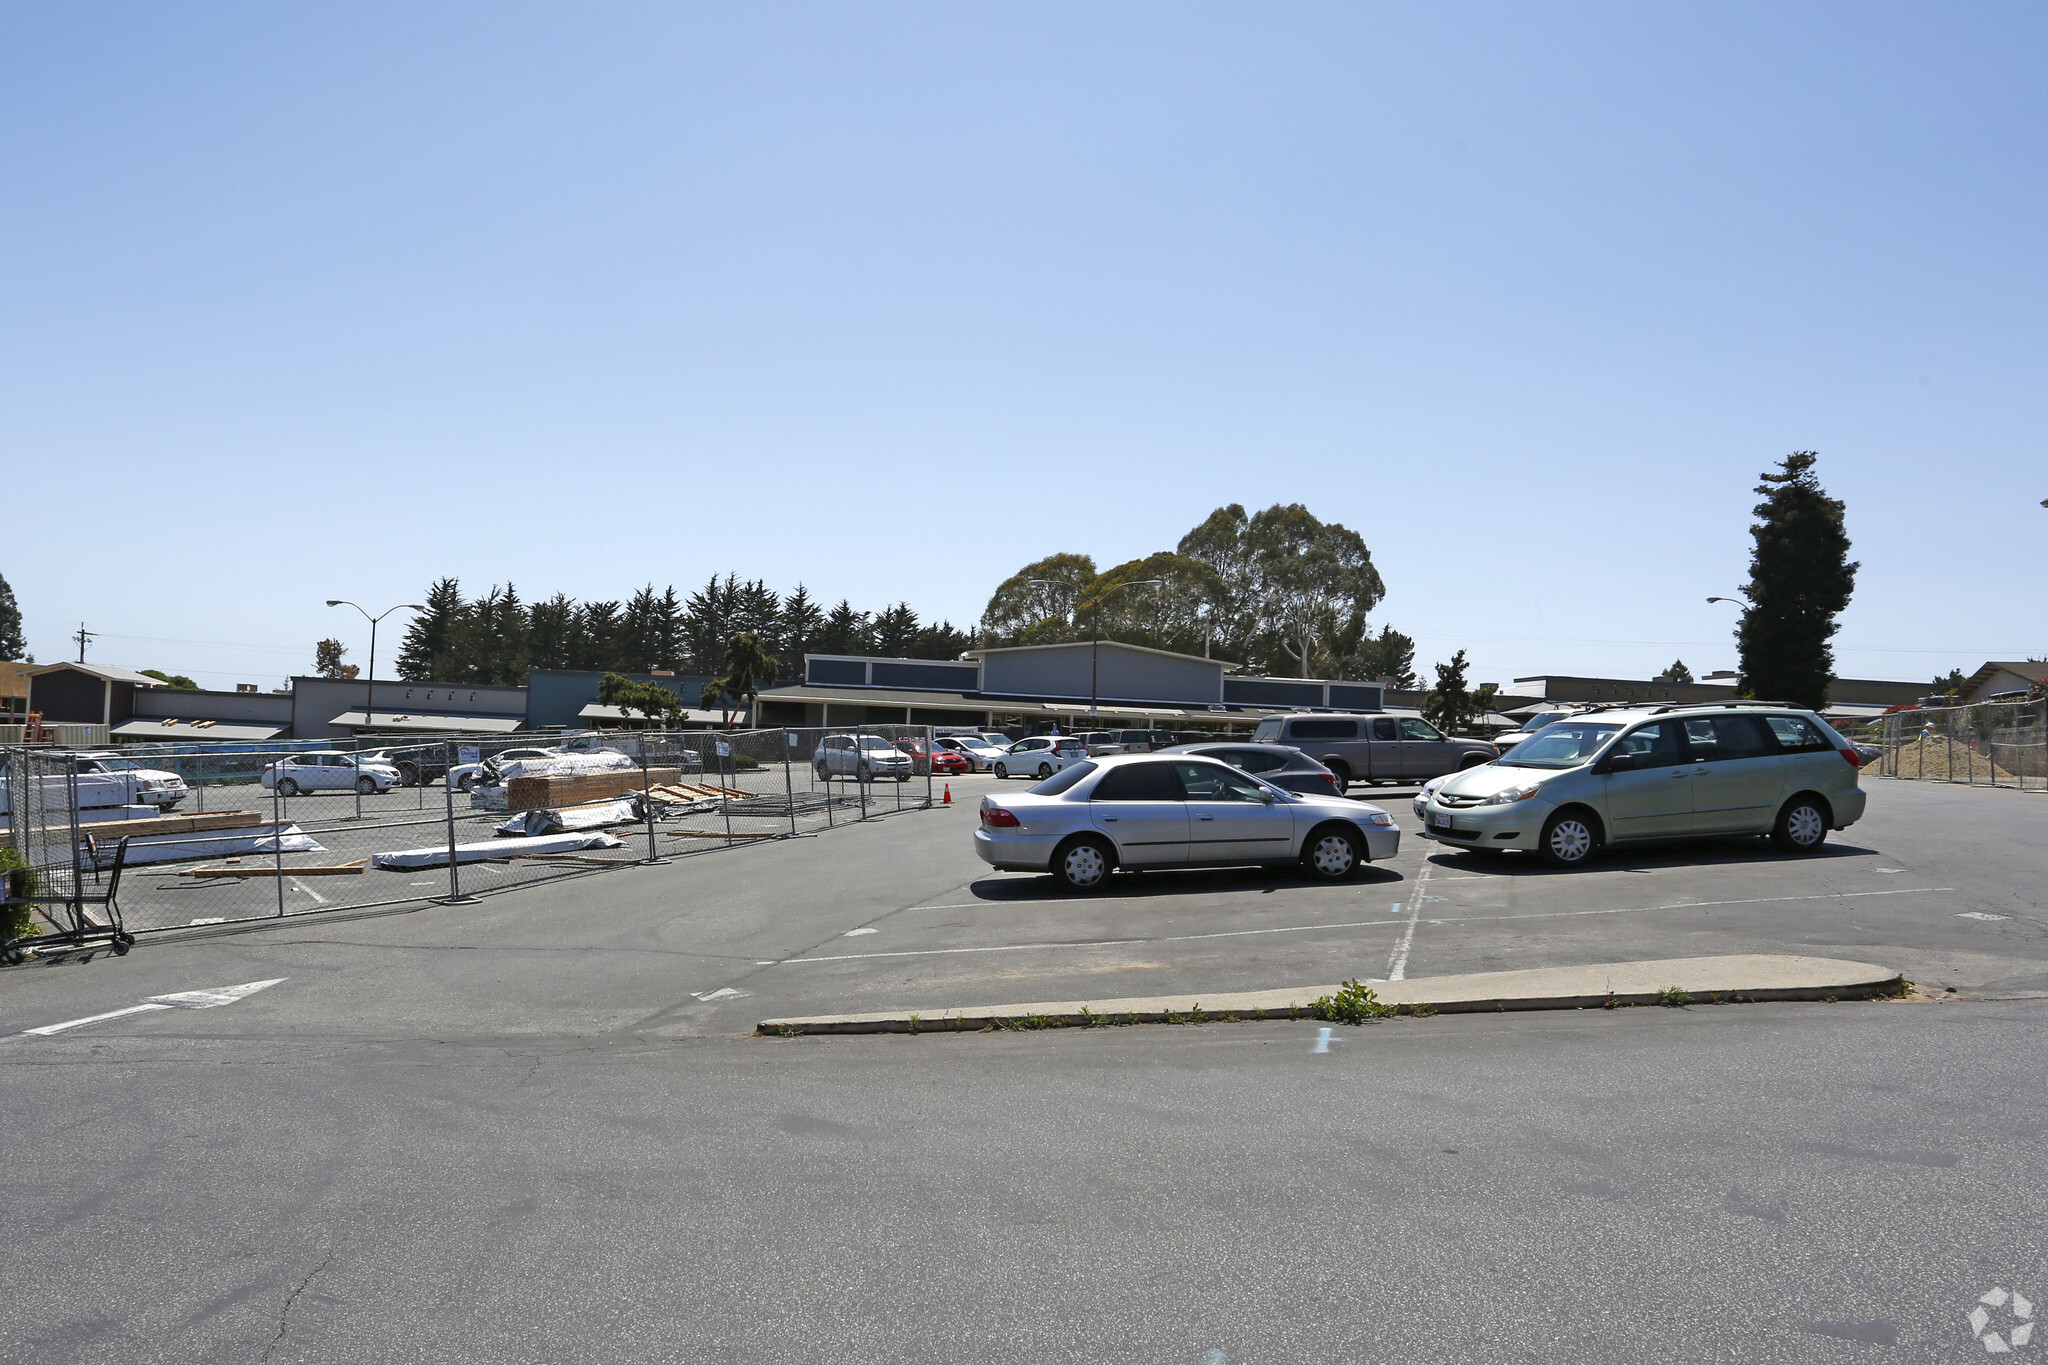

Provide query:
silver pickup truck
left=1249, top=713, right=1497, bottom=789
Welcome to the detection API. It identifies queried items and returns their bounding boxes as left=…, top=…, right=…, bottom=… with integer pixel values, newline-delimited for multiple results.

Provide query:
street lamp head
left=1706, top=596, right=1738, bottom=605
left=326, top=600, right=344, bottom=607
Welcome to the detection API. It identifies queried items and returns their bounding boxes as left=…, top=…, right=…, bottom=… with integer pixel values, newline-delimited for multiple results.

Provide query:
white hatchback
left=992, top=735, right=1089, bottom=780
left=262, top=751, right=402, bottom=796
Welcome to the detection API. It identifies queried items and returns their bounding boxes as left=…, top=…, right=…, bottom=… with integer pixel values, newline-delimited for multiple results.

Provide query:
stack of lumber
left=506, top=767, right=680, bottom=811
left=649, top=780, right=754, bottom=801
left=68, top=810, right=263, bottom=841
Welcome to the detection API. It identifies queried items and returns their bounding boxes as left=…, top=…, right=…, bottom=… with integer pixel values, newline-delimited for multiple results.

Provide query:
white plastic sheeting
left=494, top=799, right=642, bottom=838
left=372, top=832, right=624, bottom=870
left=495, top=752, right=639, bottom=782
left=101, top=825, right=325, bottom=867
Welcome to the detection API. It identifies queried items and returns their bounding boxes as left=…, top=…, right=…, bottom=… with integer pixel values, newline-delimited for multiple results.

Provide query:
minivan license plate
left=1428, top=812, right=1453, bottom=831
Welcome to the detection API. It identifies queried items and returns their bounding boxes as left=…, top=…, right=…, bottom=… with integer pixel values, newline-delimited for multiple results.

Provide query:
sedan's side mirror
left=1599, top=751, right=1637, bottom=773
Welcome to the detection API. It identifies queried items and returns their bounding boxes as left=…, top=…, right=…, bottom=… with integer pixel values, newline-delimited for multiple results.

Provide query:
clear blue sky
left=4, top=3, right=2042, bottom=690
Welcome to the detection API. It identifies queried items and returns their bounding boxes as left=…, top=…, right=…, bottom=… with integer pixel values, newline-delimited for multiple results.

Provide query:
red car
left=895, top=739, right=972, bottom=776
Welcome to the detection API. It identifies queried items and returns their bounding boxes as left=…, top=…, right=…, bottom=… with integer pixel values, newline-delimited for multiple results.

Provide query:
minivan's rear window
left=1288, top=719, right=1359, bottom=740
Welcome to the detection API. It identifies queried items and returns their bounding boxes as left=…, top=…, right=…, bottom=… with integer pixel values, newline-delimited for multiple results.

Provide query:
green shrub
left=2, top=847, right=41, bottom=945
left=1314, top=979, right=1392, bottom=1025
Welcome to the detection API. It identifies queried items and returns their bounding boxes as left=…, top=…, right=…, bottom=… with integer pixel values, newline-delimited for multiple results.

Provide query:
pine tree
left=577, top=601, right=622, bottom=670
left=528, top=594, right=579, bottom=671
left=1656, top=659, right=1695, bottom=684
left=780, top=584, right=823, bottom=663
left=816, top=600, right=870, bottom=656
left=619, top=585, right=667, bottom=672
left=1736, top=452, right=1858, bottom=711
left=871, top=603, right=921, bottom=656
left=0, top=571, right=25, bottom=660
left=396, top=578, right=465, bottom=681
left=1424, top=650, right=1473, bottom=733
left=683, top=574, right=741, bottom=674
left=1355, top=625, right=1418, bottom=690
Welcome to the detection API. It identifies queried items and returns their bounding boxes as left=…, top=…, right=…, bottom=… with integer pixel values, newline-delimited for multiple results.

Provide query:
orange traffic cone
left=942, top=783, right=952, bottom=805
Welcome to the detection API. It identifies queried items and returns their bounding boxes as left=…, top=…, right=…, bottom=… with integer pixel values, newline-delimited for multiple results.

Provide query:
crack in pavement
left=261, top=1241, right=338, bottom=1363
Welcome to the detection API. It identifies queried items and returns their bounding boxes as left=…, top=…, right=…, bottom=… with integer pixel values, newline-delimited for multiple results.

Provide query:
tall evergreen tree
left=655, top=586, right=685, bottom=670
left=816, top=600, right=871, bottom=656
left=0, top=571, right=25, bottom=660
left=871, top=602, right=921, bottom=656
left=458, top=583, right=529, bottom=685
left=1424, top=650, right=1474, bottom=734
left=683, top=574, right=741, bottom=673
left=618, top=585, right=668, bottom=672
left=396, top=578, right=465, bottom=681
left=1655, top=659, right=1695, bottom=684
left=910, top=620, right=974, bottom=660
left=780, top=584, right=823, bottom=664
left=577, top=601, right=622, bottom=670
left=1735, top=452, right=1858, bottom=712
left=527, top=594, right=579, bottom=671
left=1354, top=624, right=1418, bottom=690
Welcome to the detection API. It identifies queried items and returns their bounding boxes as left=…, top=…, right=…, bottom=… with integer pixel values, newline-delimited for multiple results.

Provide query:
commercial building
left=751, top=641, right=1388, bottom=731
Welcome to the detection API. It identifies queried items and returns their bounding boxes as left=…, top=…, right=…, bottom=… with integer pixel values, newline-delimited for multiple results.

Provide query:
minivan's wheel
left=1302, top=825, right=1362, bottom=881
left=1772, top=796, right=1830, bottom=853
left=1037, top=762, right=1054, bottom=779
left=1539, top=809, right=1600, bottom=869
left=1325, top=761, right=1352, bottom=789
left=994, top=762, right=1009, bottom=779
left=356, top=776, right=377, bottom=795
left=456, top=773, right=475, bottom=792
left=276, top=778, right=300, bottom=798
left=1053, top=836, right=1114, bottom=892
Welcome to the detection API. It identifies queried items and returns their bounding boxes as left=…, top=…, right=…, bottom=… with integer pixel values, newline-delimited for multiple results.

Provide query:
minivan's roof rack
left=1648, top=699, right=1795, bottom=714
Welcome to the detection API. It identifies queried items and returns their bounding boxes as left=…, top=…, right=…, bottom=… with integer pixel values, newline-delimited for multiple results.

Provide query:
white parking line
left=1386, top=860, right=1434, bottom=981
left=761, top=887, right=1954, bottom=967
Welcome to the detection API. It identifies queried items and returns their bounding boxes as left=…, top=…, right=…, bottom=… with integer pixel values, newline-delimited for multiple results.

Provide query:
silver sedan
left=972, top=753, right=1401, bottom=892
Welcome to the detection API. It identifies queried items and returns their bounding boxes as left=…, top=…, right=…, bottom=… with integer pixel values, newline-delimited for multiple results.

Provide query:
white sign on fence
left=458, top=747, right=479, bottom=765
left=715, top=742, right=731, bottom=758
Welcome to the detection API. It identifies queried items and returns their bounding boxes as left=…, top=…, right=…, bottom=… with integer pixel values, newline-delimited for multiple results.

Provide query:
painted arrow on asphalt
left=21, top=979, right=286, bottom=1036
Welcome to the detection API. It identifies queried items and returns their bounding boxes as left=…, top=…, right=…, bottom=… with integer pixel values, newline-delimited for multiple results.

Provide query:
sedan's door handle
left=1198, top=816, right=1215, bottom=821
left=1101, top=816, right=1118, bottom=822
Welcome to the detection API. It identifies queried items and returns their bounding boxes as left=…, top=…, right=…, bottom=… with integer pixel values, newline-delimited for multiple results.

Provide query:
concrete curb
left=755, top=954, right=1904, bottom=1035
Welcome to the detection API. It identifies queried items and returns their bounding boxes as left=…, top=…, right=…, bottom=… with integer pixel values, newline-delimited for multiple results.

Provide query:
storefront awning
left=112, top=719, right=288, bottom=741
left=327, top=710, right=525, bottom=733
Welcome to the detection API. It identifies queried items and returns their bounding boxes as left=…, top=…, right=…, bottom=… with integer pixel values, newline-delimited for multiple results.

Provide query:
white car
left=993, top=735, right=1089, bottom=780
left=447, top=747, right=560, bottom=793
left=72, top=753, right=190, bottom=809
left=937, top=736, right=1007, bottom=771
left=262, top=751, right=402, bottom=796
left=813, top=735, right=914, bottom=782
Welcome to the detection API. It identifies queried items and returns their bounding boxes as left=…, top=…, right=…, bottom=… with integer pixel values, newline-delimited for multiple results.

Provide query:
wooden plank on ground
left=178, top=859, right=369, bottom=879
left=506, top=768, right=682, bottom=811
left=667, top=830, right=776, bottom=839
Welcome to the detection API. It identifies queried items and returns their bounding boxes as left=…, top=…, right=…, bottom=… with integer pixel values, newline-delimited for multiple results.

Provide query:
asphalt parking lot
left=5, top=776, right=2046, bottom=1362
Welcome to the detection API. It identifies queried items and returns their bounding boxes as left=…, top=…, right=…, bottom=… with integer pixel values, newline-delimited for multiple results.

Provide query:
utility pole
left=72, top=623, right=95, bottom=662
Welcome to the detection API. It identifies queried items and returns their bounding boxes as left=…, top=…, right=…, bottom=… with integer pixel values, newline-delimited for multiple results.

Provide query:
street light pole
left=1030, top=577, right=1163, bottom=722
left=326, top=600, right=425, bottom=732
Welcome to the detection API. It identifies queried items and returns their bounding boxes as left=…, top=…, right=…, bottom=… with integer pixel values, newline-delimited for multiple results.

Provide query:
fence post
left=783, top=729, right=797, bottom=836
left=271, top=756, right=286, bottom=917
left=440, top=738, right=474, bottom=904
left=857, top=726, right=869, bottom=821
left=719, top=733, right=735, bottom=847
left=65, top=756, right=87, bottom=936
left=639, top=734, right=663, bottom=864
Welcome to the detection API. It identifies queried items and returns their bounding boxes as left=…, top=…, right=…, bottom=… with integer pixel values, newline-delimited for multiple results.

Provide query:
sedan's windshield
left=1500, top=722, right=1622, bottom=768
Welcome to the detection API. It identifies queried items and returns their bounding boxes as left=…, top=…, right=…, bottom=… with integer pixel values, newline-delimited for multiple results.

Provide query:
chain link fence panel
left=1864, top=699, right=2048, bottom=791
left=6, top=725, right=938, bottom=952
